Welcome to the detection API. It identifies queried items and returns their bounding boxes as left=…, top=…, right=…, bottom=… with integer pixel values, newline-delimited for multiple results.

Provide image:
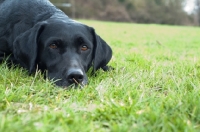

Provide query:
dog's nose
left=67, top=69, right=84, bottom=84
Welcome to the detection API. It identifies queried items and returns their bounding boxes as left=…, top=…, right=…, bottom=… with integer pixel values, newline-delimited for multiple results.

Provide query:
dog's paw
left=102, top=65, right=114, bottom=71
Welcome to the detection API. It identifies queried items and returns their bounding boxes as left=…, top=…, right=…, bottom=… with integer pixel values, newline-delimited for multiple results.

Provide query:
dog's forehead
left=42, top=19, right=91, bottom=37
left=40, top=19, right=93, bottom=44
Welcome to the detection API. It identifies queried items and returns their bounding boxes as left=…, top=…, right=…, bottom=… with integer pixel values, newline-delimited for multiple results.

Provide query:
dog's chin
left=54, top=79, right=88, bottom=89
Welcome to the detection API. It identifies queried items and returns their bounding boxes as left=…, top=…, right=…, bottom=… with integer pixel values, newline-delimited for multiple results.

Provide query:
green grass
left=1, top=20, right=200, bottom=132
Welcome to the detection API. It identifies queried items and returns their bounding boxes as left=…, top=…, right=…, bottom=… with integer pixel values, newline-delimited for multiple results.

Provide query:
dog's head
left=13, top=18, right=112, bottom=87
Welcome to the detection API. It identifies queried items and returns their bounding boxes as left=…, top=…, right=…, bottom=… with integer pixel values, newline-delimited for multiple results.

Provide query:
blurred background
left=50, top=0, right=200, bottom=26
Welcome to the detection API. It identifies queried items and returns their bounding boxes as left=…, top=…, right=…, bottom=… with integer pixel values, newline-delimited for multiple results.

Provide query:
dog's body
left=0, top=0, right=112, bottom=87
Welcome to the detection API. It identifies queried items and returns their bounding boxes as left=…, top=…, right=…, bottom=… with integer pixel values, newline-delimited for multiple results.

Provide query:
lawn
left=0, top=20, right=200, bottom=132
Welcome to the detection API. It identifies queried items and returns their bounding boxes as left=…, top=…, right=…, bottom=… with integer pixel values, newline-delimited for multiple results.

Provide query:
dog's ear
left=91, top=28, right=112, bottom=71
left=13, top=22, right=46, bottom=74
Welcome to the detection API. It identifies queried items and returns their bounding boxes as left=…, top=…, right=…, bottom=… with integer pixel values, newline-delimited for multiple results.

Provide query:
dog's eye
left=81, top=45, right=88, bottom=51
left=49, top=43, right=58, bottom=49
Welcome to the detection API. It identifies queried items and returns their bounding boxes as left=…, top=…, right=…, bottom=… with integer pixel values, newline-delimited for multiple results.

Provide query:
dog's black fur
left=0, top=0, right=112, bottom=87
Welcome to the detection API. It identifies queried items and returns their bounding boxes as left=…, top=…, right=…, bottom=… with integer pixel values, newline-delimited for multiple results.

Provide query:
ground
left=0, top=20, right=200, bottom=131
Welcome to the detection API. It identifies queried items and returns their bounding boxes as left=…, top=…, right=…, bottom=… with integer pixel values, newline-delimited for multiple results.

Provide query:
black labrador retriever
left=0, top=0, right=112, bottom=87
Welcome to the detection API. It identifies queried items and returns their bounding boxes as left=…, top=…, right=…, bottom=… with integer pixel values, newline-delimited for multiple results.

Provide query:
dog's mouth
left=47, top=67, right=88, bottom=88
left=53, top=76, right=88, bottom=88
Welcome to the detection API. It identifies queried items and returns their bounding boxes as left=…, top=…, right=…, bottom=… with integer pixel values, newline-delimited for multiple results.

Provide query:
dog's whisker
left=80, top=83, right=84, bottom=89
left=73, top=78, right=85, bottom=89
left=73, top=78, right=79, bottom=85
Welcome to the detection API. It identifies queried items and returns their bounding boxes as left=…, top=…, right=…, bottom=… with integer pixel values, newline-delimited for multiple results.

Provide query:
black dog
left=0, top=0, right=112, bottom=87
